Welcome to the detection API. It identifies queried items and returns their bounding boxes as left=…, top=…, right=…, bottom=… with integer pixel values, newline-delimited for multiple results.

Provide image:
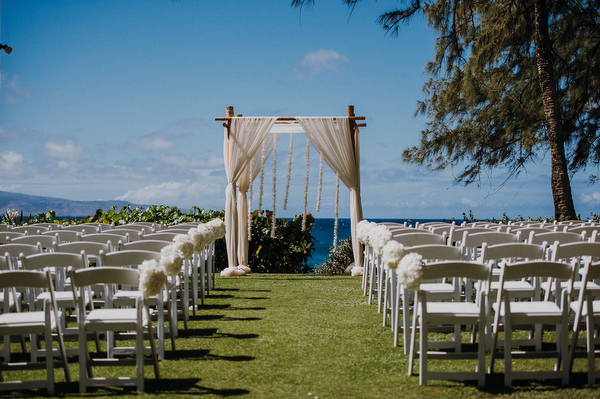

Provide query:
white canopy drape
left=235, top=134, right=280, bottom=267
left=296, top=117, right=364, bottom=269
left=223, top=117, right=277, bottom=268
left=222, top=114, right=364, bottom=270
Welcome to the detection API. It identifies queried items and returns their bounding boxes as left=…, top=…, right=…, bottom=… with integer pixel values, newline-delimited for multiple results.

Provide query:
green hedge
left=2, top=205, right=316, bottom=273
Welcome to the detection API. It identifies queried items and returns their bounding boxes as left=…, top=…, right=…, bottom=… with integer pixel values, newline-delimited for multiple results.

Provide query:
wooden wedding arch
left=216, top=106, right=366, bottom=271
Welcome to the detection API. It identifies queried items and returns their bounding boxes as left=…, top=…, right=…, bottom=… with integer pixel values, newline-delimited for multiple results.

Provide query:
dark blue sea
left=308, top=218, right=445, bottom=268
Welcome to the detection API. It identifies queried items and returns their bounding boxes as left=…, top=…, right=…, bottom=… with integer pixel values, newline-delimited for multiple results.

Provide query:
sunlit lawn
left=1, top=274, right=599, bottom=398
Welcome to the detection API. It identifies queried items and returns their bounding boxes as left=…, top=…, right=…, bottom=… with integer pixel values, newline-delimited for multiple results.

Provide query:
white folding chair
left=10, top=235, right=57, bottom=251
left=69, top=266, right=160, bottom=393
left=20, top=251, right=91, bottom=357
left=100, top=250, right=174, bottom=360
left=10, top=225, right=50, bottom=235
left=408, top=261, right=491, bottom=387
left=0, top=270, right=70, bottom=394
left=393, top=244, right=464, bottom=353
left=488, top=260, right=572, bottom=386
left=569, top=259, right=600, bottom=385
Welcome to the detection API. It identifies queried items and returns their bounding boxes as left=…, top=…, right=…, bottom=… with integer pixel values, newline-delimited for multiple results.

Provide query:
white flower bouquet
left=138, top=259, right=168, bottom=297
left=396, top=252, right=423, bottom=291
left=381, top=240, right=405, bottom=270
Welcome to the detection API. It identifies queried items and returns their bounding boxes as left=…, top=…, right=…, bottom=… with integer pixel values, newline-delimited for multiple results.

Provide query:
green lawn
left=2, top=274, right=599, bottom=398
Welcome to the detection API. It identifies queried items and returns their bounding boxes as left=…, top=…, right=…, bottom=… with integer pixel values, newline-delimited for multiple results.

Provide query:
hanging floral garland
left=316, top=153, right=323, bottom=212
left=271, top=135, right=280, bottom=238
left=333, top=172, right=340, bottom=249
left=258, top=141, right=266, bottom=212
left=302, top=137, right=310, bottom=231
left=283, top=133, right=293, bottom=210
left=247, top=156, right=255, bottom=241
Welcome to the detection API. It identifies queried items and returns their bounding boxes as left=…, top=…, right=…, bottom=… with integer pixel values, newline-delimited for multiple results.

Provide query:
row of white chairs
left=361, top=221, right=600, bottom=387
left=0, top=221, right=218, bottom=394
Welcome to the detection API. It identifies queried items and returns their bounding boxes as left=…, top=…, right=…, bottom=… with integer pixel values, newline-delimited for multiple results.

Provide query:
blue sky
left=1, top=0, right=598, bottom=220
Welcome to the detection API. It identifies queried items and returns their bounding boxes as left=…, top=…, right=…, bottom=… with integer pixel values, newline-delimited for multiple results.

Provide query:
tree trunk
left=533, top=0, right=577, bottom=221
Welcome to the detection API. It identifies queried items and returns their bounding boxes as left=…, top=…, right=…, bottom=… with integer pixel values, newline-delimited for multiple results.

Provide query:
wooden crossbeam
left=216, top=105, right=366, bottom=128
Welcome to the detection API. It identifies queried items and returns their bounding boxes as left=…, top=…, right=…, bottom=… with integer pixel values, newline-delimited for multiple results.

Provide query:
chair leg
left=146, top=308, right=161, bottom=380
left=44, top=325, right=55, bottom=395
left=408, top=297, right=419, bottom=376
left=504, top=314, right=513, bottom=387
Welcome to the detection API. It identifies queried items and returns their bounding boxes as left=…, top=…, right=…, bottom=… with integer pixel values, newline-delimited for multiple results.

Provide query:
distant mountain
left=0, top=191, right=143, bottom=218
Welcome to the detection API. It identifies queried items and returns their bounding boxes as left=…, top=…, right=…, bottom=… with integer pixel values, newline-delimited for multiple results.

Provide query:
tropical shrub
left=247, top=210, right=315, bottom=273
left=313, top=237, right=354, bottom=275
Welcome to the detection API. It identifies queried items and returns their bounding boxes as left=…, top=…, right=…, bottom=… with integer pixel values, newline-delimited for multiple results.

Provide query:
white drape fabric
left=296, top=117, right=364, bottom=268
left=236, top=133, right=280, bottom=267
left=223, top=116, right=364, bottom=270
left=223, top=117, right=277, bottom=268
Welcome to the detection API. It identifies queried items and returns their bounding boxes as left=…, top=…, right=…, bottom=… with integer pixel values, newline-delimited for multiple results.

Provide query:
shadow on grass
left=178, top=327, right=260, bottom=340
left=197, top=304, right=232, bottom=310
left=146, top=378, right=250, bottom=396
left=235, top=296, right=270, bottom=300
left=190, top=314, right=226, bottom=322
left=166, top=348, right=255, bottom=362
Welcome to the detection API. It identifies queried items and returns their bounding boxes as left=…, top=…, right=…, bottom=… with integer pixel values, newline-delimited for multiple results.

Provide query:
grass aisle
left=3, top=274, right=599, bottom=398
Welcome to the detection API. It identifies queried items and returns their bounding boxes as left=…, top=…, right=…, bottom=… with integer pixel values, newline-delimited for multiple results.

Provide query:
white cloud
left=132, top=133, right=174, bottom=151
left=0, top=184, right=22, bottom=192
left=115, top=180, right=223, bottom=208
left=44, top=138, right=83, bottom=159
left=461, top=197, right=479, bottom=207
left=581, top=192, right=600, bottom=204
left=0, top=73, right=32, bottom=104
left=0, top=151, right=25, bottom=175
left=290, top=49, right=350, bottom=79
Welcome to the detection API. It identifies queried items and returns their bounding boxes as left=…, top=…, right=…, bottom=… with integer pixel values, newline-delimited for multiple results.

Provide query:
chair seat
left=494, top=301, right=564, bottom=323
left=85, top=308, right=147, bottom=331
left=37, top=290, right=90, bottom=309
left=419, top=283, right=454, bottom=295
left=0, top=292, right=21, bottom=308
left=0, top=311, right=56, bottom=333
left=571, top=300, right=600, bottom=318
left=418, top=302, right=481, bottom=323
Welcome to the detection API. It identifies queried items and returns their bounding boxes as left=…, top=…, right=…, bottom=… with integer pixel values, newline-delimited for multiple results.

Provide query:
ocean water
left=308, top=218, right=444, bottom=268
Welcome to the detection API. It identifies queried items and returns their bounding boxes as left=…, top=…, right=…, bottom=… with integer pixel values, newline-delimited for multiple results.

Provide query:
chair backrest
left=114, top=224, right=155, bottom=234
left=10, top=225, right=50, bottom=234
left=563, top=225, right=600, bottom=241
left=0, top=253, right=11, bottom=271
left=20, top=251, right=87, bottom=271
left=0, top=269, right=53, bottom=291
left=551, top=241, right=600, bottom=262
left=0, top=231, right=25, bottom=244
left=42, top=230, right=81, bottom=243
left=9, top=234, right=57, bottom=249
left=69, top=266, right=140, bottom=289
left=454, top=227, right=493, bottom=236
left=403, top=244, right=463, bottom=262
left=60, top=225, right=100, bottom=234
left=529, top=231, right=583, bottom=246
left=461, top=231, right=520, bottom=248
left=103, top=228, right=142, bottom=241
left=420, top=261, right=491, bottom=284
left=54, top=241, right=111, bottom=256
left=500, top=260, right=573, bottom=282
left=140, top=232, right=178, bottom=241
left=0, top=242, right=43, bottom=258
left=77, top=233, right=123, bottom=248
left=100, top=250, right=161, bottom=268
left=391, top=233, right=445, bottom=247
left=119, top=240, right=171, bottom=252
left=480, top=242, right=546, bottom=262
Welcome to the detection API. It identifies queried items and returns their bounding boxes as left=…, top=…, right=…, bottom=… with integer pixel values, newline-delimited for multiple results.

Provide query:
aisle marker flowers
left=138, top=218, right=227, bottom=295
left=396, top=252, right=423, bottom=291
